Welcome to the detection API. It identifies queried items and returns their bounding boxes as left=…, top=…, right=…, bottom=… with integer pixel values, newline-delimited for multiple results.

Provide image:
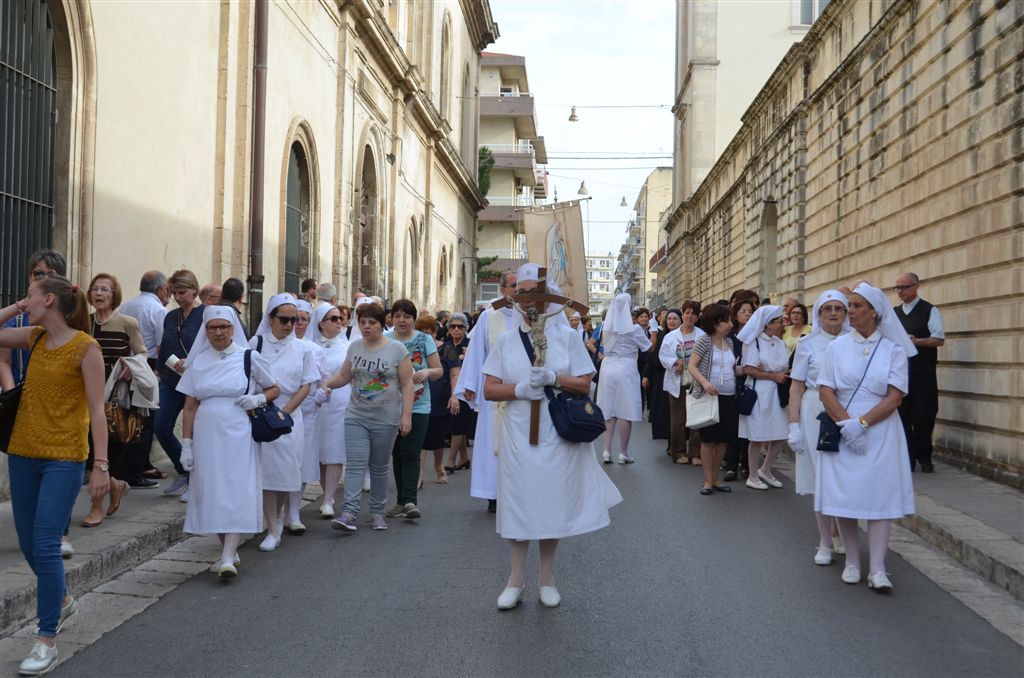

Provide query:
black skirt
left=698, top=394, right=738, bottom=444
left=450, top=401, right=478, bottom=436
left=422, top=414, right=451, bottom=450
left=648, top=371, right=670, bottom=440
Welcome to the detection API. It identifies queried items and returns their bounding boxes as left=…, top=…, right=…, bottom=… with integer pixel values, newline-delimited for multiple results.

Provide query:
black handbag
left=243, top=343, right=294, bottom=443
left=736, top=381, right=758, bottom=415
left=519, top=331, right=605, bottom=444
left=817, top=341, right=880, bottom=453
left=778, top=348, right=796, bottom=409
left=0, top=332, right=46, bottom=451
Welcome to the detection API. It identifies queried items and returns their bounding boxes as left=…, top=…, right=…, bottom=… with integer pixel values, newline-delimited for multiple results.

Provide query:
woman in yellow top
left=783, top=302, right=812, bottom=355
left=0, top=274, right=110, bottom=676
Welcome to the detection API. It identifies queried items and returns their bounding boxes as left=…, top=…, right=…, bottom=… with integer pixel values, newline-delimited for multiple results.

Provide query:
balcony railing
left=649, top=243, right=668, bottom=273
left=487, top=194, right=535, bottom=207
left=481, top=143, right=535, bottom=156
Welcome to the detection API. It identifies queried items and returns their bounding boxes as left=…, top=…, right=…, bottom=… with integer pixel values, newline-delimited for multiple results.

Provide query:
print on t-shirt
left=350, top=353, right=395, bottom=403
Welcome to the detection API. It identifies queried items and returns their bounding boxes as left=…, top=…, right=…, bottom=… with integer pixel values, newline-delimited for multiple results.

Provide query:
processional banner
left=521, top=200, right=589, bottom=305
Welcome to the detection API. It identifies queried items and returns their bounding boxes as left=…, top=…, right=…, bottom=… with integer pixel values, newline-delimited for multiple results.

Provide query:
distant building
left=585, top=252, right=615, bottom=317
left=615, top=168, right=672, bottom=308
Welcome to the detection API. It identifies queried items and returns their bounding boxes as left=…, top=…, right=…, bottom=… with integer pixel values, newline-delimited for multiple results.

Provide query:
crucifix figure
left=491, top=266, right=588, bottom=445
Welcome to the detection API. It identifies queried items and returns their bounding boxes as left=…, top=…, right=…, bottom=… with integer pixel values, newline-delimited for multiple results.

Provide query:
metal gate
left=1, top=0, right=56, bottom=306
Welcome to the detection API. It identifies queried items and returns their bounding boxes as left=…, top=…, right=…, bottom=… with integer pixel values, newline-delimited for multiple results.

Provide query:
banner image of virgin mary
left=546, top=220, right=569, bottom=288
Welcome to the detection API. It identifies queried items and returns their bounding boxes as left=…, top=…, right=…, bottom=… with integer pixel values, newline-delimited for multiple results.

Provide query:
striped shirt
left=90, top=312, right=147, bottom=378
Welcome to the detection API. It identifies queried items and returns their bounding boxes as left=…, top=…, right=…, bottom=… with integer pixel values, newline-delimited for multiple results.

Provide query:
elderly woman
left=81, top=273, right=148, bottom=527
left=1, top=275, right=108, bottom=675
left=323, top=302, right=414, bottom=532
left=597, top=293, right=652, bottom=464
left=817, top=284, right=916, bottom=592
left=788, top=291, right=849, bottom=565
left=659, top=302, right=705, bottom=464
left=783, top=302, right=812, bottom=354
left=306, top=302, right=351, bottom=518
left=177, top=307, right=280, bottom=577
left=250, top=294, right=318, bottom=551
left=156, top=269, right=206, bottom=500
left=287, top=299, right=323, bottom=534
left=443, top=313, right=474, bottom=473
left=737, top=305, right=790, bottom=490
left=483, top=263, right=622, bottom=610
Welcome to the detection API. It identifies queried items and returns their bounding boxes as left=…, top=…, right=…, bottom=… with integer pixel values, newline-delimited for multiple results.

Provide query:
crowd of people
left=0, top=248, right=944, bottom=675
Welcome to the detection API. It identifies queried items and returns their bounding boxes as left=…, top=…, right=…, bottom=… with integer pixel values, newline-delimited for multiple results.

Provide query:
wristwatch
left=95, top=461, right=110, bottom=472
left=858, top=417, right=869, bottom=430
left=553, top=375, right=562, bottom=390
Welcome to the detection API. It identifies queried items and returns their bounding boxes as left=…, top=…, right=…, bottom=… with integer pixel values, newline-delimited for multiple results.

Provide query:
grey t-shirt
left=344, top=337, right=410, bottom=424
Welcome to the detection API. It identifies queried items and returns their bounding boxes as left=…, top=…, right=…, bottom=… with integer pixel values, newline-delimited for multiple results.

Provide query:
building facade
left=614, top=168, right=672, bottom=309
left=1, top=0, right=498, bottom=319
left=662, top=0, right=1024, bottom=479
left=475, top=51, right=549, bottom=301
left=585, top=251, right=615, bottom=317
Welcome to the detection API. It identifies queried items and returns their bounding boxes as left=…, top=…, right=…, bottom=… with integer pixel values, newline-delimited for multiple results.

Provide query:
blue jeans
left=342, top=418, right=399, bottom=517
left=155, top=379, right=187, bottom=476
left=8, top=455, right=84, bottom=637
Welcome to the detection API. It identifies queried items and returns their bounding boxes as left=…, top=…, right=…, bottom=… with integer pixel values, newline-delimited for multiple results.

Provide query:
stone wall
left=664, top=0, right=1024, bottom=480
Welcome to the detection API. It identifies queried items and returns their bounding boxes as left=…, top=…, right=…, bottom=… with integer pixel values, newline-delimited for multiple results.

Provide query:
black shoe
left=723, top=470, right=738, bottom=482
left=920, top=461, right=934, bottom=473
left=699, top=487, right=714, bottom=495
left=713, top=485, right=732, bottom=493
left=128, top=478, right=160, bottom=489
left=487, top=499, right=497, bottom=513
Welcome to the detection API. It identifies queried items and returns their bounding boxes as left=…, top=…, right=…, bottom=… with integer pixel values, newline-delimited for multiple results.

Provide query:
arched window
left=407, top=220, right=420, bottom=301
left=438, top=247, right=448, bottom=289
left=439, top=15, right=452, bottom=120
left=357, top=144, right=379, bottom=295
left=284, top=142, right=312, bottom=294
left=2, top=0, right=57, bottom=306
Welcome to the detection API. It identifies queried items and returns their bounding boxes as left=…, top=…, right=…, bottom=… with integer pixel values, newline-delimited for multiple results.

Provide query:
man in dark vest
left=894, top=272, right=945, bottom=473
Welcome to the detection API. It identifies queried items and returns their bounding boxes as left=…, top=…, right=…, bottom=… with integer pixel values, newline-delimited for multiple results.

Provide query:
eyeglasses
left=448, top=324, right=466, bottom=329
left=30, top=269, right=48, bottom=280
left=90, top=286, right=114, bottom=294
left=207, top=324, right=232, bottom=333
left=274, top=315, right=298, bottom=325
left=820, top=305, right=846, bottom=314
left=324, top=316, right=343, bottom=323
left=892, top=284, right=917, bottom=291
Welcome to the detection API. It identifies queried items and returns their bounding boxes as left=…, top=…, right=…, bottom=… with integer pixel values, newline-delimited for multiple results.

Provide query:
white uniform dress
left=249, top=334, right=319, bottom=491
left=454, top=303, right=518, bottom=501
left=815, top=331, right=915, bottom=519
left=738, top=333, right=790, bottom=441
left=596, top=325, right=652, bottom=421
left=790, top=331, right=839, bottom=495
left=316, top=335, right=351, bottom=464
left=483, top=322, right=623, bottom=540
left=176, top=344, right=275, bottom=534
left=297, top=341, right=325, bottom=483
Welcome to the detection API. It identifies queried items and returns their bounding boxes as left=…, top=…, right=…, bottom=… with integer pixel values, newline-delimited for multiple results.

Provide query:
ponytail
left=35, top=274, right=90, bottom=332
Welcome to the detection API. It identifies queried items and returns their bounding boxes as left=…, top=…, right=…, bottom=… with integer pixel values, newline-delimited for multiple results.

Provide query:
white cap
left=515, top=263, right=541, bottom=283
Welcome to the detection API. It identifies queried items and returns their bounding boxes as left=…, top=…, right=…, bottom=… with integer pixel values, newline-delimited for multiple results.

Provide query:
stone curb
left=0, top=505, right=186, bottom=637
left=899, top=494, right=1024, bottom=602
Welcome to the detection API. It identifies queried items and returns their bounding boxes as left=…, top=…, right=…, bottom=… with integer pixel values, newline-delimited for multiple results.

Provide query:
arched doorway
left=284, top=142, right=312, bottom=294
left=1, top=0, right=57, bottom=306
left=357, top=145, right=379, bottom=295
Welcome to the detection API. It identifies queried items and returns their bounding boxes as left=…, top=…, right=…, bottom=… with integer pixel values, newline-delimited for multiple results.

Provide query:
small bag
left=0, top=332, right=46, bottom=451
left=105, top=382, right=144, bottom=444
left=736, top=380, right=758, bottom=415
left=244, top=345, right=294, bottom=443
left=816, top=341, right=880, bottom=453
left=685, top=336, right=722, bottom=429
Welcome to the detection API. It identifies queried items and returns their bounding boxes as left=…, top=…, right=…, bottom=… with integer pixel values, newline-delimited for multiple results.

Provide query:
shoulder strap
left=518, top=330, right=535, bottom=365
left=243, top=349, right=253, bottom=395
left=256, top=335, right=263, bottom=353
left=843, top=340, right=881, bottom=410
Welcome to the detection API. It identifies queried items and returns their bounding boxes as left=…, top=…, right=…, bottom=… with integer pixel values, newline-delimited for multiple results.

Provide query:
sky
left=488, top=0, right=676, bottom=256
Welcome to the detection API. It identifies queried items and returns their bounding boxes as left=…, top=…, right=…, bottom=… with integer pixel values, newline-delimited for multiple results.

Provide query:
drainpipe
left=246, top=0, right=268, bottom=330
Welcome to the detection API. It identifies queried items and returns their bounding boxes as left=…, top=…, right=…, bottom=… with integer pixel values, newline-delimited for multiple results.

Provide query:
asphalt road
left=58, top=425, right=1023, bottom=677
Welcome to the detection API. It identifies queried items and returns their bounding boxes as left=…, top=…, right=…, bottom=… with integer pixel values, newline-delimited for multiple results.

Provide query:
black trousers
left=898, top=366, right=938, bottom=468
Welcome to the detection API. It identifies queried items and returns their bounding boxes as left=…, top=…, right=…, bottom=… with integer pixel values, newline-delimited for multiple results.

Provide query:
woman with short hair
left=178, top=306, right=280, bottom=577
left=817, top=284, right=916, bottom=591
left=443, top=313, right=474, bottom=473
left=737, top=305, right=790, bottom=490
left=723, top=298, right=756, bottom=481
left=658, top=302, right=705, bottom=464
left=783, top=302, right=812, bottom=354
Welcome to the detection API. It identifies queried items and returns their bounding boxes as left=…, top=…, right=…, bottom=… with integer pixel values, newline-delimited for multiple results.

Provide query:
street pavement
left=47, top=426, right=1024, bottom=677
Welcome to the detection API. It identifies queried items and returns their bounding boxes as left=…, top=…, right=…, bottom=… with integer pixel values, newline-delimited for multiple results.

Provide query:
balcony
left=649, top=243, right=668, bottom=273
left=479, top=193, right=534, bottom=223
left=480, top=93, right=537, bottom=138
left=483, top=143, right=538, bottom=185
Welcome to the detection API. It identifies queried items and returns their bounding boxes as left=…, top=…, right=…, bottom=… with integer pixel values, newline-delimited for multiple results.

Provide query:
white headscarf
left=810, top=290, right=850, bottom=338
left=736, top=304, right=783, bottom=345
left=254, top=293, right=299, bottom=337
left=851, top=283, right=917, bottom=357
left=294, top=299, right=314, bottom=341
left=570, top=311, right=584, bottom=336
left=512, top=263, right=570, bottom=321
left=306, top=302, right=344, bottom=345
left=602, top=293, right=634, bottom=352
left=186, top=305, right=250, bottom=362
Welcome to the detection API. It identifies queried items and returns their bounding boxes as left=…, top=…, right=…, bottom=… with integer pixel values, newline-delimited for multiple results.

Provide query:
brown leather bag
left=105, top=385, right=143, bottom=444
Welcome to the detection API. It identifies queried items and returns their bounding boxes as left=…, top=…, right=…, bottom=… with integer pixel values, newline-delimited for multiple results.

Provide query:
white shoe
left=258, top=534, right=281, bottom=552
left=867, top=572, right=893, bottom=592
left=209, top=554, right=240, bottom=573
left=60, top=540, right=74, bottom=559
left=539, top=585, right=561, bottom=608
left=179, top=487, right=190, bottom=503
left=601, top=450, right=612, bottom=464
left=497, top=586, right=523, bottom=610
left=18, top=640, right=57, bottom=676
left=841, top=565, right=861, bottom=584
left=814, top=547, right=833, bottom=566
left=832, top=535, right=846, bottom=555
left=217, top=561, right=238, bottom=578
left=745, top=478, right=769, bottom=490
left=320, top=504, right=335, bottom=519
left=56, top=596, right=78, bottom=634
left=363, top=471, right=371, bottom=492
left=285, top=521, right=306, bottom=535
left=617, top=453, right=635, bottom=465
left=757, top=470, right=783, bottom=488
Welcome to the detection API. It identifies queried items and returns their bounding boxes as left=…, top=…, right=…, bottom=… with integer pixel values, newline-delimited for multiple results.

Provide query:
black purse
left=0, top=332, right=46, bottom=451
left=519, top=331, right=605, bottom=444
left=243, top=342, right=294, bottom=443
left=817, top=341, right=880, bottom=453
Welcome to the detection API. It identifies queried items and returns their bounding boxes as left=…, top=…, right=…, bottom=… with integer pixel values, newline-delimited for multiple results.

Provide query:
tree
left=476, top=254, right=502, bottom=282
left=478, top=146, right=494, bottom=197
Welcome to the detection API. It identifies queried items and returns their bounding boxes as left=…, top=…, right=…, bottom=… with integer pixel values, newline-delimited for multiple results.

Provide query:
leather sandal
left=106, top=480, right=130, bottom=517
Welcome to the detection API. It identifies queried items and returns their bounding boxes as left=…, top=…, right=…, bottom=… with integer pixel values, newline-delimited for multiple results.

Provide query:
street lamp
left=577, top=182, right=591, bottom=253
left=568, top=106, right=578, bottom=122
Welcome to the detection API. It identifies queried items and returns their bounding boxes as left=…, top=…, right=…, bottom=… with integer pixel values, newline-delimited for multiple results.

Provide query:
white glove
left=514, top=381, right=545, bottom=400
left=180, top=439, right=194, bottom=472
left=314, top=387, right=331, bottom=405
left=787, top=422, right=804, bottom=454
left=838, top=418, right=868, bottom=455
left=528, top=367, right=557, bottom=388
left=235, top=393, right=267, bottom=411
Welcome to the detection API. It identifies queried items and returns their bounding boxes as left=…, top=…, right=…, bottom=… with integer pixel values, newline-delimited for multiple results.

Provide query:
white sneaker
left=56, top=596, right=78, bottom=634
left=285, top=521, right=306, bottom=535
left=258, top=534, right=281, bottom=552
left=497, top=586, right=523, bottom=610
left=601, top=450, right=612, bottom=464
left=319, top=504, right=335, bottom=519
left=867, top=572, right=893, bottom=592
left=217, top=562, right=238, bottom=579
left=539, top=585, right=561, bottom=608
left=617, top=453, right=635, bottom=465
left=60, top=539, right=73, bottom=559
left=841, top=565, right=861, bottom=584
left=814, top=547, right=833, bottom=566
left=18, top=640, right=57, bottom=676
left=833, top=535, right=846, bottom=555
left=209, top=554, right=240, bottom=573
left=745, top=478, right=769, bottom=490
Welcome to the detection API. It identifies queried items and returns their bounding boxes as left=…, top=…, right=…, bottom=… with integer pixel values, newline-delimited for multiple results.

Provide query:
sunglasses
left=324, top=316, right=343, bottom=323
left=274, top=315, right=298, bottom=325
left=449, top=324, right=466, bottom=329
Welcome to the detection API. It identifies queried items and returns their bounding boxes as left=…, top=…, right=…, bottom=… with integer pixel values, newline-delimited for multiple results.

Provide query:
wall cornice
left=459, top=0, right=499, bottom=51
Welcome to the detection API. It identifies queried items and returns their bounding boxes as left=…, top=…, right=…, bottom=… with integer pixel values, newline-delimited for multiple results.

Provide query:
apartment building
left=586, top=252, right=616, bottom=317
